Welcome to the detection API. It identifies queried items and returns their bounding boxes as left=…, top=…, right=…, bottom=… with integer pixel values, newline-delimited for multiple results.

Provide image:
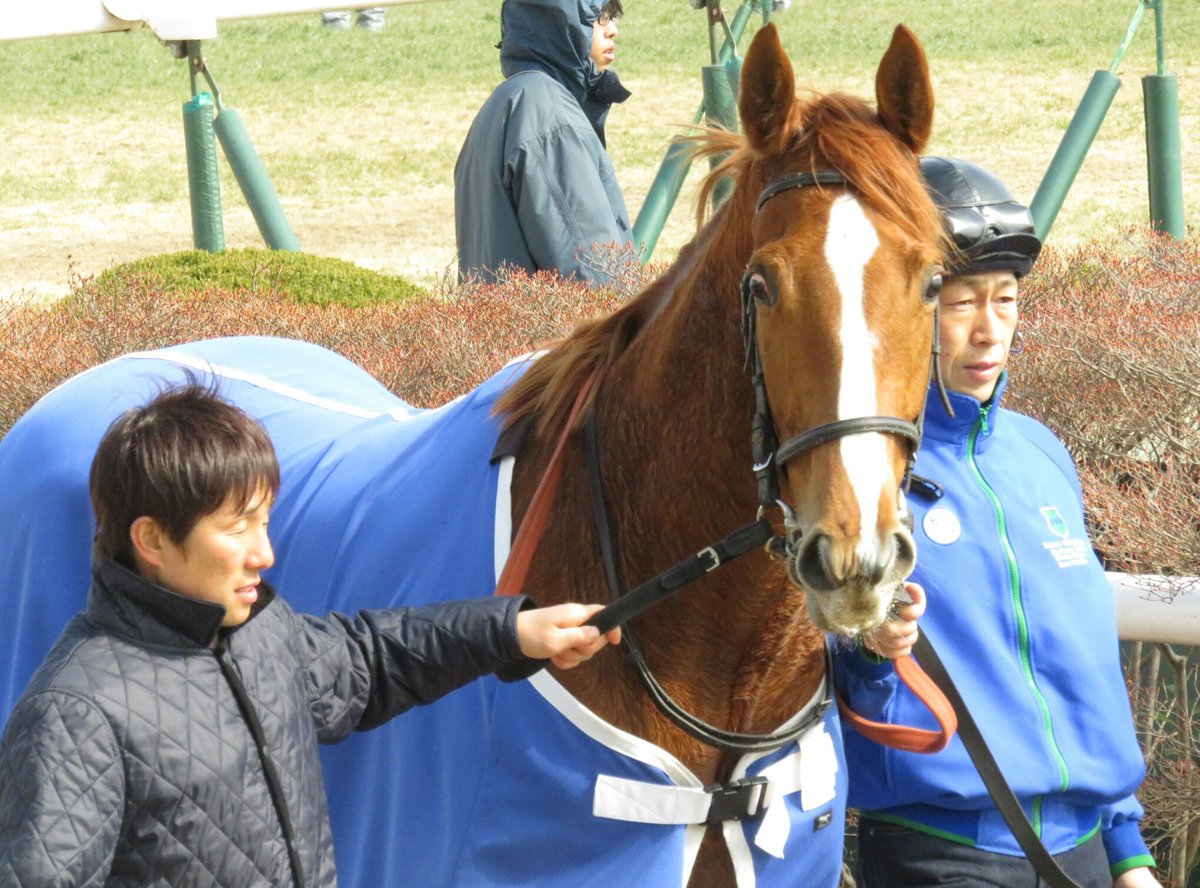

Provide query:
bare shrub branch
left=0, top=262, right=661, bottom=438
left=1009, top=228, right=1200, bottom=884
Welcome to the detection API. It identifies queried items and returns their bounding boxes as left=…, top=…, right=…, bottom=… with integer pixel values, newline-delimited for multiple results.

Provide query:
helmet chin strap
left=930, top=300, right=955, bottom=420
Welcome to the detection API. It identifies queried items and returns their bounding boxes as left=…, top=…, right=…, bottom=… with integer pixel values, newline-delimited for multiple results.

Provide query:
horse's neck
left=596, top=219, right=754, bottom=556
left=614, top=205, right=751, bottom=422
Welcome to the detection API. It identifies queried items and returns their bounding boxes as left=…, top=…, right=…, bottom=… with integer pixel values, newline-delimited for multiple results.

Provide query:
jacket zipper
left=966, top=407, right=1070, bottom=834
left=215, top=641, right=307, bottom=888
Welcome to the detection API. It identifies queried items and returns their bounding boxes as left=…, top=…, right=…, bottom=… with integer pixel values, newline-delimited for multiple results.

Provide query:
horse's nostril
left=893, top=528, right=916, bottom=571
left=862, top=554, right=887, bottom=587
left=793, top=532, right=837, bottom=593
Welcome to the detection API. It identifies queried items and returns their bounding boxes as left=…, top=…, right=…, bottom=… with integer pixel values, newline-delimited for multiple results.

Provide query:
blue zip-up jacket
left=834, top=375, right=1155, bottom=877
left=454, top=0, right=633, bottom=284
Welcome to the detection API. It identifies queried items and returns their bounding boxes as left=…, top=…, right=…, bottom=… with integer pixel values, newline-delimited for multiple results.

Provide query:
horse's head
left=734, top=24, right=943, bottom=636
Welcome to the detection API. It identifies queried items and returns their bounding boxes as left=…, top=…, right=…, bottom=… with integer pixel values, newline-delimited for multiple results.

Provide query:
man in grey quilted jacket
left=0, top=383, right=618, bottom=887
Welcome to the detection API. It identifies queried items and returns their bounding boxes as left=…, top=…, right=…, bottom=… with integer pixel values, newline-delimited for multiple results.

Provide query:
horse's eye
left=747, top=272, right=775, bottom=306
left=922, top=271, right=943, bottom=305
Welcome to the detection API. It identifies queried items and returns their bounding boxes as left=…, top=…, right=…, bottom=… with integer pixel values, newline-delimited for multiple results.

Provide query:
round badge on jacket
left=922, top=507, right=962, bottom=545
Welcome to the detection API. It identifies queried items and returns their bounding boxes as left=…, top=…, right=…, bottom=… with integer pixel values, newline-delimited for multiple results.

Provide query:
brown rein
left=837, top=653, right=955, bottom=753
left=493, top=373, right=597, bottom=603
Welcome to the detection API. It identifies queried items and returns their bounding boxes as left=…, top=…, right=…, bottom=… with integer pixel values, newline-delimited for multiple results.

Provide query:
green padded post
left=1030, top=0, right=1153, bottom=240
left=631, top=0, right=754, bottom=260
left=1143, top=1, right=1184, bottom=239
left=1029, top=70, right=1121, bottom=240
left=631, top=141, right=693, bottom=261
left=1142, top=74, right=1183, bottom=239
left=723, top=53, right=742, bottom=113
left=183, top=91, right=225, bottom=252
left=214, top=107, right=300, bottom=251
left=701, top=58, right=738, bottom=208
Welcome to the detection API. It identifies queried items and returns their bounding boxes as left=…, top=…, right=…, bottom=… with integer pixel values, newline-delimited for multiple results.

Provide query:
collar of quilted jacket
left=87, top=558, right=276, bottom=648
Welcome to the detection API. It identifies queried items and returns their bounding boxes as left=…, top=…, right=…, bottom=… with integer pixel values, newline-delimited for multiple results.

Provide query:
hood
left=500, top=0, right=603, bottom=103
left=581, top=67, right=631, bottom=146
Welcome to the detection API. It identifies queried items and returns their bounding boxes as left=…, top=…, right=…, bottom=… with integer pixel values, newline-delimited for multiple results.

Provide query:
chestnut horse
left=494, top=21, right=942, bottom=884
left=0, top=23, right=941, bottom=888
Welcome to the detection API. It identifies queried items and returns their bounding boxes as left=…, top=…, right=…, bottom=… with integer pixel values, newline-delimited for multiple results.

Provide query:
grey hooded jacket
left=0, top=559, right=534, bottom=887
left=454, top=0, right=634, bottom=284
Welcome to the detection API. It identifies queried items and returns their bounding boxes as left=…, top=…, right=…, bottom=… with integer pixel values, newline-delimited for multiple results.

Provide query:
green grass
left=1, top=0, right=1196, bottom=300
left=92, top=248, right=426, bottom=306
left=2, top=1, right=1191, bottom=114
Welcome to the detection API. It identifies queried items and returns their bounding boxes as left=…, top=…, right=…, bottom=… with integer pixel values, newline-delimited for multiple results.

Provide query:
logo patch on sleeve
left=1039, top=506, right=1069, bottom=538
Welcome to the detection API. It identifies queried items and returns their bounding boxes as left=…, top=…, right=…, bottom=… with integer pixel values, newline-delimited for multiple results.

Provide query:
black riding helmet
left=919, top=156, right=1043, bottom=278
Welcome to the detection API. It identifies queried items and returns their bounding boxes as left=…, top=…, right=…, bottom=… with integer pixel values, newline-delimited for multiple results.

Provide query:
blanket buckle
left=704, top=776, right=771, bottom=824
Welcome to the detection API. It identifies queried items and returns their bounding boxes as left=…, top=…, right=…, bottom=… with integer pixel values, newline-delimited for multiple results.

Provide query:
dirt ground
left=2, top=60, right=1197, bottom=305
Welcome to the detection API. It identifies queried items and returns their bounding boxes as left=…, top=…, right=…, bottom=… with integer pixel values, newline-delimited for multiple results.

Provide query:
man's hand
left=516, top=603, right=622, bottom=670
left=860, top=582, right=926, bottom=660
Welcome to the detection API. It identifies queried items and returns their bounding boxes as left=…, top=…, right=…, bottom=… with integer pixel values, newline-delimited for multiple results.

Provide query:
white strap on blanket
left=593, top=777, right=714, bottom=825
left=592, top=716, right=838, bottom=860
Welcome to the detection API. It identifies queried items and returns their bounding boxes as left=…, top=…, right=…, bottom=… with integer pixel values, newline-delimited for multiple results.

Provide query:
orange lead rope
left=836, top=652, right=957, bottom=753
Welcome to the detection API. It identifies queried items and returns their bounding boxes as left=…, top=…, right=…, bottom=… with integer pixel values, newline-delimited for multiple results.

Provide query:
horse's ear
left=739, top=23, right=795, bottom=154
left=874, top=24, right=933, bottom=154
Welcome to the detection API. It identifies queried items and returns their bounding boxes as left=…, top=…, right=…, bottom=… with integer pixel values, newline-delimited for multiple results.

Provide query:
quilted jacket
left=0, top=558, right=534, bottom=887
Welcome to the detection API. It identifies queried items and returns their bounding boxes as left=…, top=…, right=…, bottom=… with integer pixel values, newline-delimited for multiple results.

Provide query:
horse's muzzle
left=790, top=526, right=916, bottom=636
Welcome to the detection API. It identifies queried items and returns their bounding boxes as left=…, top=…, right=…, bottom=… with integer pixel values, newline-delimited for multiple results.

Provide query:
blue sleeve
left=510, top=126, right=627, bottom=283
left=1101, top=795, right=1157, bottom=877
left=1005, top=411, right=1084, bottom=501
left=830, top=634, right=899, bottom=719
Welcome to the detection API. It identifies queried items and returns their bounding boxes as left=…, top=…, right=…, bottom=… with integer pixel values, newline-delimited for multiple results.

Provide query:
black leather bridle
left=585, top=170, right=938, bottom=754
left=743, top=170, right=945, bottom=585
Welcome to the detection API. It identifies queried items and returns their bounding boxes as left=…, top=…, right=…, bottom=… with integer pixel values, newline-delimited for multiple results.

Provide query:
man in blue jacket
left=834, top=157, right=1160, bottom=888
left=454, top=0, right=634, bottom=284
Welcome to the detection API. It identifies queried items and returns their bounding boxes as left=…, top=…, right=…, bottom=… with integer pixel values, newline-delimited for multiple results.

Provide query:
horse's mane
left=495, top=292, right=658, bottom=439
left=496, top=90, right=943, bottom=442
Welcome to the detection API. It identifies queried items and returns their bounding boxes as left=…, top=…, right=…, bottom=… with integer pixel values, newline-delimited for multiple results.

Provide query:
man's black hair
left=599, top=0, right=622, bottom=20
left=89, top=378, right=280, bottom=567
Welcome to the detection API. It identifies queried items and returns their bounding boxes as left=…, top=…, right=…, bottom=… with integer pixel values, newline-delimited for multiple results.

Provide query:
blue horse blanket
left=0, top=336, right=845, bottom=887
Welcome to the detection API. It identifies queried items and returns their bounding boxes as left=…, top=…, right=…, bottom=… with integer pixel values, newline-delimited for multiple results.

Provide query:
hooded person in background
left=454, top=0, right=634, bottom=285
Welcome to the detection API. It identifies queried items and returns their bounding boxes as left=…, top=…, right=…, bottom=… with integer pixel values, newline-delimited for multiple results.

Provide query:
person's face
left=143, top=488, right=275, bottom=628
left=590, top=11, right=619, bottom=71
left=936, top=270, right=1019, bottom=403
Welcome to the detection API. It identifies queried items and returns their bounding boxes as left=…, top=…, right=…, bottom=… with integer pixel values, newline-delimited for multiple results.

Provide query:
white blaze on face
left=823, top=195, right=886, bottom=564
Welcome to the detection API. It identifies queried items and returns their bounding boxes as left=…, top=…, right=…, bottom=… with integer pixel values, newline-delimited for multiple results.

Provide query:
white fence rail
left=1111, top=573, right=1200, bottom=646
left=3, top=0, right=441, bottom=42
